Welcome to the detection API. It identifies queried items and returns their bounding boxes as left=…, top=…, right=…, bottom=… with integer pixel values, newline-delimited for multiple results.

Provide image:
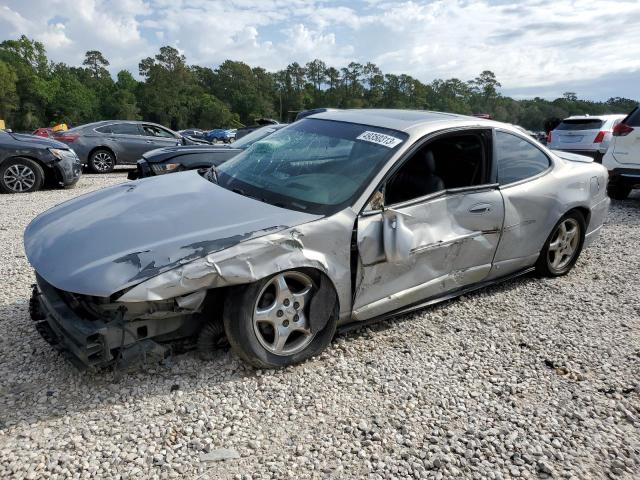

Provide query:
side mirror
left=382, top=208, right=414, bottom=263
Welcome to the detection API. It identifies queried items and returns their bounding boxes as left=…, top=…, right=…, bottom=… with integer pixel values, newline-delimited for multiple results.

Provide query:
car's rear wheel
left=607, top=184, right=631, bottom=200
left=88, top=149, right=115, bottom=173
left=223, top=270, right=337, bottom=368
left=536, top=211, right=585, bottom=277
left=0, top=158, right=44, bottom=193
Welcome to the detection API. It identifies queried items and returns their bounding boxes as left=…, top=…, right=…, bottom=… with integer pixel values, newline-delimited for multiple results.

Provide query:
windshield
left=233, top=125, right=285, bottom=149
left=215, top=118, right=408, bottom=215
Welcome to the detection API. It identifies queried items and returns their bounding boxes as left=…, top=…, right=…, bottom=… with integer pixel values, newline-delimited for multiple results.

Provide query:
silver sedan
left=25, top=110, right=610, bottom=369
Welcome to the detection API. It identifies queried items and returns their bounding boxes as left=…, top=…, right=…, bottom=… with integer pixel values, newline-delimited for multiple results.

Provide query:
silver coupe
left=25, top=110, right=610, bottom=369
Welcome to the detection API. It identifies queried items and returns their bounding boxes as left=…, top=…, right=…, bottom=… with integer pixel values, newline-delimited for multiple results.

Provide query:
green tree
left=83, top=50, right=110, bottom=79
left=0, top=60, right=18, bottom=122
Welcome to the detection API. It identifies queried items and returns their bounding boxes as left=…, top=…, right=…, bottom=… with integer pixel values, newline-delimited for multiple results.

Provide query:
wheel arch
left=210, top=266, right=341, bottom=318
left=1, top=154, right=52, bottom=180
left=88, top=146, right=118, bottom=165
left=2, top=154, right=50, bottom=171
left=565, top=205, right=591, bottom=230
left=0, top=155, right=49, bottom=191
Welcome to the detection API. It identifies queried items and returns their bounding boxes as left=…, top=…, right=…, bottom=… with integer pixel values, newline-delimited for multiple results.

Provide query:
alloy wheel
left=3, top=164, right=36, bottom=192
left=547, top=218, right=580, bottom=272
left=252, top=272, right=316, bottom=356
left=93, top=152, right=114, bottom=172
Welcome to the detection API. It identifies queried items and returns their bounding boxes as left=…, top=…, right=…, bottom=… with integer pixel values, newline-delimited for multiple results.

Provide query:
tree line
left=0, top=35, right=637, bottom=133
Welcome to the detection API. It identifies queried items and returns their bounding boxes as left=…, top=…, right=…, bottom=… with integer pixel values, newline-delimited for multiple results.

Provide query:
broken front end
left=29, top=274, right=212, bottom=370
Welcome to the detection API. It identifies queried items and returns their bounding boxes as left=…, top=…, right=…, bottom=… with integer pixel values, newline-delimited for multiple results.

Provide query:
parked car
left=53, top=120, right=193, bottom=173
left=0, top=129, right=81, bottom=193
left=179, top=129, right=209, bottom=142
left=602, top=105, right=640, bottom=199
left=129, top=124, right=287, bottom=179
left=236, top=119, right=280, bottom=140
left=33, top=128, right=54, bottom=138
left=548, top=114, right=625, bottom=162
left=205, top=129, right=237, bottom=143
left=26, top=110, right=609, bottom=370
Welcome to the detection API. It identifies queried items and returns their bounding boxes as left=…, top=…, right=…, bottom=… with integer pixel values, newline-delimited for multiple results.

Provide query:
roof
left=310, top=109, right=496, bottom=134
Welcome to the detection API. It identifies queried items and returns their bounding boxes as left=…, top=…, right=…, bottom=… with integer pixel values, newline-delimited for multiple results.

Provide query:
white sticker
left=356, top=131, right=403, bottom=148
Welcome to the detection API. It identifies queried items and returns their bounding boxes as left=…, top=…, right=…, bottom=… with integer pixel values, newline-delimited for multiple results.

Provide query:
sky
left=0, top=0, right=639, bottom=101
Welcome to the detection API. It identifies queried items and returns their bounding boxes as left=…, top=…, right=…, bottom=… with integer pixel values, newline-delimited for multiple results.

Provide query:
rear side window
left=496, top=131, right=550, bottom=185
left=111, top=123, right=140, bottom=135
left=555, top=119, right=604, bottom=131
left=95, top=125, right=113, bottom=134
left=624, top=107, right=640, bottom=127
left=143, top=125, right=175, bottom=138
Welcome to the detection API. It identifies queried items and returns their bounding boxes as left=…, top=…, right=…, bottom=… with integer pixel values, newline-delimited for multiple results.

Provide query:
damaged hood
left=24, top=171, right=321, bottom=297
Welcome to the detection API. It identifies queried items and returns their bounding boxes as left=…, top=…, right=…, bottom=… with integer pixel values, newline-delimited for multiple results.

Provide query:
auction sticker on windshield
left=356, top=131, right=403, bottom=148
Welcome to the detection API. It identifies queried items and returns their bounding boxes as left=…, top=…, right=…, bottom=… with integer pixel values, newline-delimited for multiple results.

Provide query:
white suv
left=548, top=114, right=626, bottom=162
left=603, top=106, right=640, bottom=199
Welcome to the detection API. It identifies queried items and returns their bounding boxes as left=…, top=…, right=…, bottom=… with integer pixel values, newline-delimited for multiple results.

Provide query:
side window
left=111, top=123, right=141, bottom=135
left=495, top=131, right=550, bottom=185
left=143, top=125, right=175, bottom=138
left=95, top=125, right=113, bottom=134
left=385, top=132, right=487, bottom=205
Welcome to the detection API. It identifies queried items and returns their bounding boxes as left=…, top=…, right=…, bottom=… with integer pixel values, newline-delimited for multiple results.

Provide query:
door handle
left=145, top=140, right=153, bottom=144
left=469, top=203, right=492, bottom=214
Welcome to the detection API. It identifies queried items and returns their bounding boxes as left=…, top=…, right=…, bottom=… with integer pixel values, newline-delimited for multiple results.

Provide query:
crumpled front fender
left=119, top=230, right=329, bottom=301
left=118, top=209, right=357, bottom=323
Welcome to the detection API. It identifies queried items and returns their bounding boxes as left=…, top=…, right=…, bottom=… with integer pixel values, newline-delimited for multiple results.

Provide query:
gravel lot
left=0, top=171, right=639, bottom=479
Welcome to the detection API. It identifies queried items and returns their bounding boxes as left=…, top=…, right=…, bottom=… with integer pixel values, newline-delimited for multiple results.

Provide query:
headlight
left=48, top=148, right=68, bottom=160
left=150, top=163, right=181, bottom=175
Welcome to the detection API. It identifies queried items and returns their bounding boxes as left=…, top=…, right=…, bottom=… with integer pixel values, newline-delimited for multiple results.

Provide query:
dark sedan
left=53, top=120, right=197, bottom=173
left=0, top=129, right=81, bottom=193
left=129, top=124, right=287, bottom=179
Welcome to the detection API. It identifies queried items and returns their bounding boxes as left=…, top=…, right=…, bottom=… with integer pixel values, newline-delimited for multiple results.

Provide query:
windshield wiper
left=205, top=166, right=218, bottom=183
left=231, top=187, right=270, bottom=204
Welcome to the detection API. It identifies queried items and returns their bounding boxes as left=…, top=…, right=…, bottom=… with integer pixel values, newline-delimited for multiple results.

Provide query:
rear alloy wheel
left=0, top=158, right=44, bottom=193
left=224, top=270, right=337, bottom=368
left=88, top=150, right=115, bottom=173
left=607, top=184, right=631, bottom=200
left=536, top=212, right=585, bottom=277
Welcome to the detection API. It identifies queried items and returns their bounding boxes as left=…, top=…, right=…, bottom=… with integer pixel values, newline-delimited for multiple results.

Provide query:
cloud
left=0, top=0, right=638, bottom=99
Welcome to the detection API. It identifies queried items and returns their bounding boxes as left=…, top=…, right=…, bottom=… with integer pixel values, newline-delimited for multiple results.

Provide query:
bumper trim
left=33, top=277, right=112, bottom=369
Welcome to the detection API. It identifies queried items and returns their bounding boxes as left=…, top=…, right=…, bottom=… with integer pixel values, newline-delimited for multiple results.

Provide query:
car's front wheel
left=223, top=270, right=337, bottom=368
left=607, top=184, right=631, bottom=200
left=0, top=157, right=45, bottom=193
left=88, top=149, right=115, bottom=173
left=536, top=211, right=585, bottom=277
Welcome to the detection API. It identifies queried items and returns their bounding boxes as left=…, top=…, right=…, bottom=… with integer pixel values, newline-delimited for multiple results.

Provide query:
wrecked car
left=25, top=109, right=610, bottom=370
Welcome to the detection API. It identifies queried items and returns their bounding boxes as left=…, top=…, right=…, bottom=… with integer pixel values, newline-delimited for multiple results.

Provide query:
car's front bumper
left=29, top=274, right=196, bottom=370
left=30, top=275, right=116, bottom=369
left=52, top=152, right=82, bottom=186
left=127, top=159, right=152, bottom=180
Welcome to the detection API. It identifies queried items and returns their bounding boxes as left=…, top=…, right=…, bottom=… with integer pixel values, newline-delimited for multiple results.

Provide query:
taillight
left=613, top=123, right=634, bottom=137
left=55, top=134, right=79, bottom=143
left=547, top=131, right=552, bottom=144
left=593, top=131, right=606, bottom=143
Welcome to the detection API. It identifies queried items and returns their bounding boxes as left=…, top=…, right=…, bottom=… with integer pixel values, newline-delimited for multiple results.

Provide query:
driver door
left=352, top=130, right=504, bottom=321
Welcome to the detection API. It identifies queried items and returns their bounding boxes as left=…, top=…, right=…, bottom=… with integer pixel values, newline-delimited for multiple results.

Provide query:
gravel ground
left=0, top=171, right=639, bottom=479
